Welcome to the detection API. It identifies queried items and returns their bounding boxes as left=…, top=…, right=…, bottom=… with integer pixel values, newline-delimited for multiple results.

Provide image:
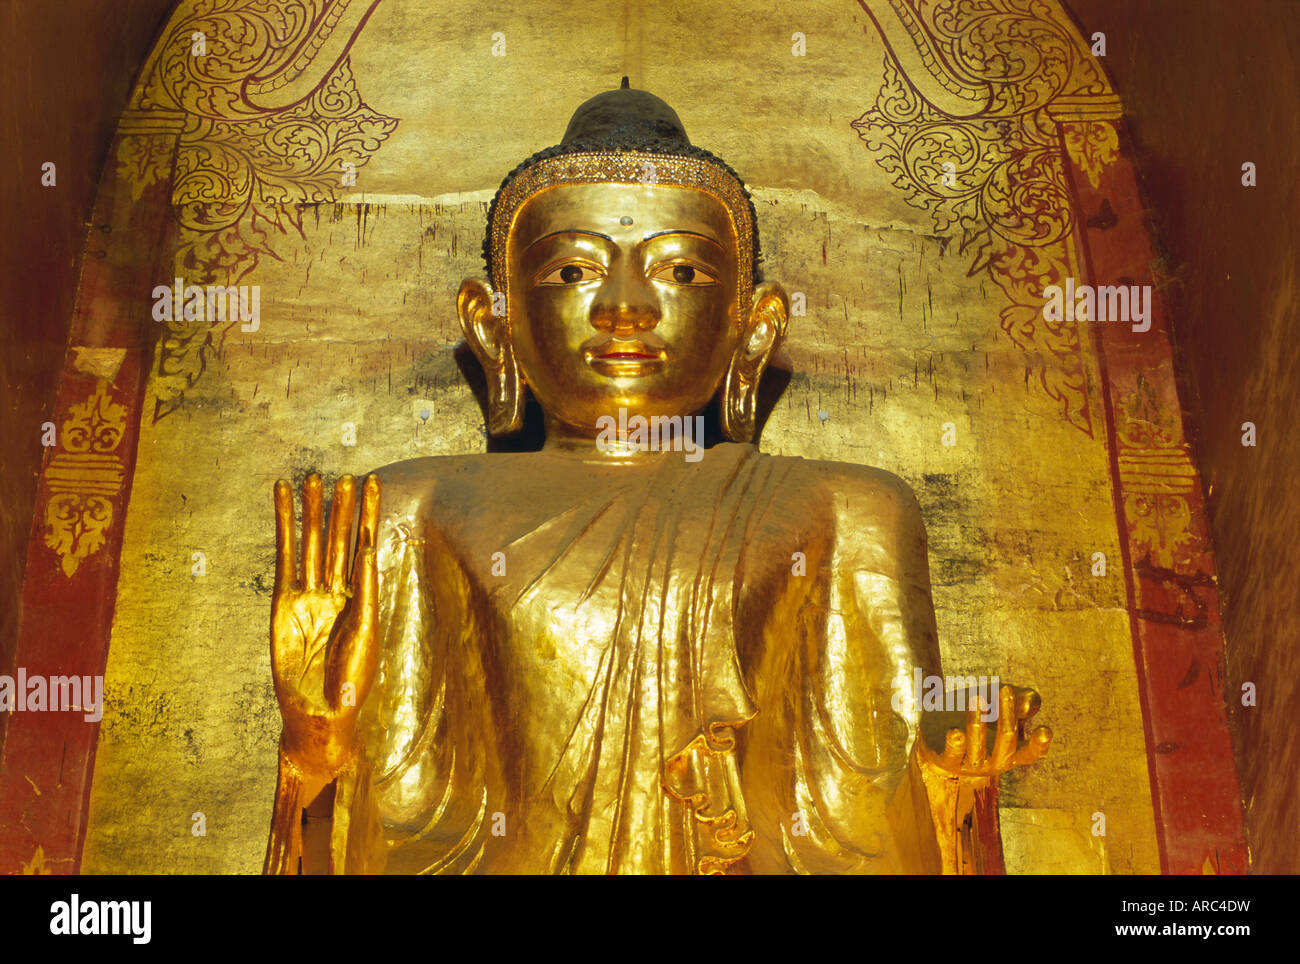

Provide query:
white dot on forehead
left=619, top=216, right=633, bottom=225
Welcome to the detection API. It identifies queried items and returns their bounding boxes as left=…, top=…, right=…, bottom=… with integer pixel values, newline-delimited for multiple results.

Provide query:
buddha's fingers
left=992, top=685, right=1018, bottom=769
left=356, top=473, right=381, bottom=557
left=324, top=475, right=381, bottom=714
left=273, top=480, right=297, bottom=595
left=326, top=545, right=379, bottom=713
left=1011, top=727, right=1053, bottom=767
left=1015, top=687, right=1042, bottom=723
left=941, top=728, right=966, bottom=769
left=965, top=705, right=987, bottom=769
left=325, top=475, right=357, bottom=592
left=301, top=474, right=325, bottom=591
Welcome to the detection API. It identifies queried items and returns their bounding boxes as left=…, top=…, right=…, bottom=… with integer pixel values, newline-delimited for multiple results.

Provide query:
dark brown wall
left=0, top=0, right=175, bottom=743
left=1068, top=0, right=1300, bottom=872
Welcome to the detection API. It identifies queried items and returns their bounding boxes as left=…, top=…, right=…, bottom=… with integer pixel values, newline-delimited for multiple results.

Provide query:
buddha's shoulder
left=362, top=452, right=534, bottom=513
left=758, top=453, right=924, bottom=526
left=366, top=453, right=486, bottom=484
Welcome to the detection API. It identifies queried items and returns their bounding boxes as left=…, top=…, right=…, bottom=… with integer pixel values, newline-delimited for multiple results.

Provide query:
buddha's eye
left=538, top=261, right=604, bottom=285
left=649, top=261, right=717, bottom=286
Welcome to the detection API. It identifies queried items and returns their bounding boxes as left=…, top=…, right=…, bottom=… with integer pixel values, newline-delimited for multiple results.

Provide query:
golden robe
left=277, top=442, right=943, bottom=874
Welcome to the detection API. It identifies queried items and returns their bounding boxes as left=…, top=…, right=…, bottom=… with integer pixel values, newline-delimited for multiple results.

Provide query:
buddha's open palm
left=271, top=473, right=381, bottom=779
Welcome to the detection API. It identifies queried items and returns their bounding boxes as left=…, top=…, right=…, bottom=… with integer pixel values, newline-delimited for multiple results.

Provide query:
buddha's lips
left=582, top=336, right=667, bottom=372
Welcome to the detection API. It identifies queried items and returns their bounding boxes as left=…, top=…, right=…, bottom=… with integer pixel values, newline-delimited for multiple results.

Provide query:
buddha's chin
left=534, top=375, right=717, bottom=429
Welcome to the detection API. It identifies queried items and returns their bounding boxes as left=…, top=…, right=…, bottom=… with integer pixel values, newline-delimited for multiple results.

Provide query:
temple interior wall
left=0, top=0, right=175, bottom=751
left=79, top=0, right=1158, bottom=874
left=1072, top=0, right=1300, bottom=874
left=4, top=0, right=1292, bottom=874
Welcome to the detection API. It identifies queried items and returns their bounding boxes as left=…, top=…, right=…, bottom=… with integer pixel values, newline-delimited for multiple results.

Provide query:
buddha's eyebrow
left=524, top=229, right=613, bottom=252
left=524, top=228, right=724, bottom=252
left=641, top=229, right=724, bottom=250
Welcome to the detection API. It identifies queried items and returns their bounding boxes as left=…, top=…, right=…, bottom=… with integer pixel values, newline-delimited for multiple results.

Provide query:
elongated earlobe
left=722, top=282, right=789, bottom=442
left=458, top=278, right=524, bottom=435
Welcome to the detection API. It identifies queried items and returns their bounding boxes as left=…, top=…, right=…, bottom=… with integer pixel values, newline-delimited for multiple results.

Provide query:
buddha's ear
left=722, top=282, right=789, bottom=443
left=458, top=278, right=507, bottom=365
left=458, top=278, right=524, bottom=435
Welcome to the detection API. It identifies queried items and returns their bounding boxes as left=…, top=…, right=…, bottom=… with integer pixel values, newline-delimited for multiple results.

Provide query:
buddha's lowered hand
left=919, top=684, right=1052, bottom=782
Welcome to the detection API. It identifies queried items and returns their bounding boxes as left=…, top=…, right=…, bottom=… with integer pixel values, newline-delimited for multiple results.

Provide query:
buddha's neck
left=541, top=412, right=706, bottom=465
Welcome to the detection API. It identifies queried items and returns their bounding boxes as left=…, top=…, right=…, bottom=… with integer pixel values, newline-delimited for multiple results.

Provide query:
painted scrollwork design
left=856, top=0, right=1115, bottom=435
left=120, top=0, right=396, bottom=420
left=1064, top=122, right=1120, bottom=191
left=1114, top=374, right=1202, bottom=572
left=927, top=0, right=1108, bottom=112
left=44, top=495, right=116, bottom=579
left=62, top=383, right=128, bottom=454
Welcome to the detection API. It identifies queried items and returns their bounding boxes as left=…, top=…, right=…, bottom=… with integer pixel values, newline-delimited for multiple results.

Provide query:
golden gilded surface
left=489, top=155, right=757, bottom=317
left=258, top=171, right=1051, bottom=872
left=82, top=0, right=1161, bottom=875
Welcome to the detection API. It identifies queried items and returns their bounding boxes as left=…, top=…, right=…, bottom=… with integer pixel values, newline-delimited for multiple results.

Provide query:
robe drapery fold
left=289, top=443, right=937, bottom=874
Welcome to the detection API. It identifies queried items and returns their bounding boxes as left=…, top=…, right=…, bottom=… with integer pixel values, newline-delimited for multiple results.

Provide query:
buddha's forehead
left=510, top=182, right=737, bottom=253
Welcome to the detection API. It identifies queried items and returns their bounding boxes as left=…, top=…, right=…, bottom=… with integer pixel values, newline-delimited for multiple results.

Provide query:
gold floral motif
left=61, top=380, right=128, bottom=454
left=42, top=381, right=128, bottom=578
left=856, top=0, right=1118, bottom=436
left=1116, top=370, right=1181, bottom=451
left=44, top=495, right=116, bottom=579
left=1126, top=492, right=1194, bottom=570
left=117, top=0, right=397, bottom=421
left=1115, top=374, right=1202, bottom=569
left=115, top=134, right=177, bottom=203
left=1064, top=122, right=1119, bottom=191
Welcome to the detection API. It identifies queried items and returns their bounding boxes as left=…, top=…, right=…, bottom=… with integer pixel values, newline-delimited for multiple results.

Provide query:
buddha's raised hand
left=919, top=684, right=1052, bottom=781
left=271, top=473, right=381, bottom=781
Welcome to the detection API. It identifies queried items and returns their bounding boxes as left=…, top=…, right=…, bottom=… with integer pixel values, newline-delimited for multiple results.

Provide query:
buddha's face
left=505, top=182, right=741, bottom=433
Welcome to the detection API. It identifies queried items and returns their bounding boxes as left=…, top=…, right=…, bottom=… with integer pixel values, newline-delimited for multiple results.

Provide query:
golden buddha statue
left=264, top=80, right=1050, bottom=875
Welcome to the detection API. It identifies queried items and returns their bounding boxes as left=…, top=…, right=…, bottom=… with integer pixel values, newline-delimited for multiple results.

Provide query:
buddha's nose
left=589, top=265, right=660, bottom=334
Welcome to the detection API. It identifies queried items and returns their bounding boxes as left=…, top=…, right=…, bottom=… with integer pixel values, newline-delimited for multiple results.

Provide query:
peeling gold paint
left=21, top=845, right=50, bottom=875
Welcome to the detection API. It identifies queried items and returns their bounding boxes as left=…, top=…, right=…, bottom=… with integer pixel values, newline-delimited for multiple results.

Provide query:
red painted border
left=1060, top=119, right=1248, bottom=874
left=0, top=132, right=174, bottom=873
